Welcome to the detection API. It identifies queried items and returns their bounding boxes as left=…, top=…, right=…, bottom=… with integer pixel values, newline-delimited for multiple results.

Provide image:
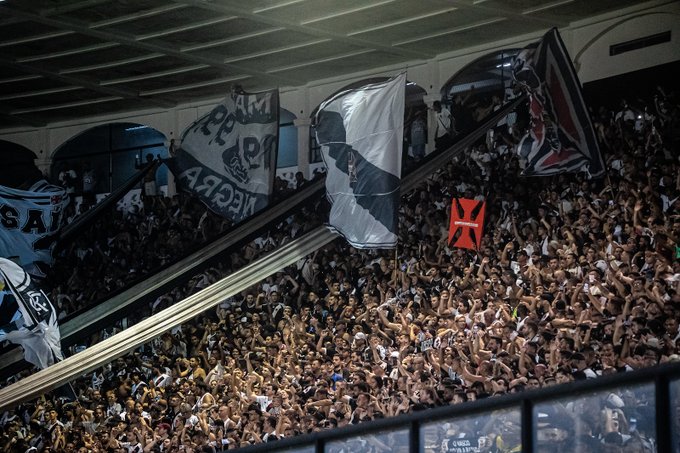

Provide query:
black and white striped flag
left=315, top=74, right=405, bottom=249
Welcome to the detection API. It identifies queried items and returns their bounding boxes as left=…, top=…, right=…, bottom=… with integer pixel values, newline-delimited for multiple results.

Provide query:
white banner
left=167, top=89, right=279, bottom=222
left=0, top=180, right=69, bottom=276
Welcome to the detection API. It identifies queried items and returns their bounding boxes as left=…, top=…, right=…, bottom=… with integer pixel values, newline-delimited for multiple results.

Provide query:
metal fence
left=232, top=362, right=680, bottom=453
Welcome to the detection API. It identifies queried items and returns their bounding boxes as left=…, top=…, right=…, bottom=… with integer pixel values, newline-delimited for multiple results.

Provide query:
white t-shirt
left=435, top=108, right=453, bottom=138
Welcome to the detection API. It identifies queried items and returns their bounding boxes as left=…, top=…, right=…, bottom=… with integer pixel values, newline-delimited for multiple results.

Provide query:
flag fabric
left=448, top=198, right=486, bottom=250
left=0, top=180, right=69, bottom=276
left=166, top=89, right=279, bottom=223
left=0, top=258, right=63, bottom=369
left=314, top=73, right=406, bottom=249
left=513, top=28, right=604, bottom=177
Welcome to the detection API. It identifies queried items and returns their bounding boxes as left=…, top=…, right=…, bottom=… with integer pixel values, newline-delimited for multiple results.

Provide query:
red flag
left=448, top=198, right=486, bottom=250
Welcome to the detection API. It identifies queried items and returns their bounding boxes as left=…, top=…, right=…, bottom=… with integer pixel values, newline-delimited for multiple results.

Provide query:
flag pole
left=393, top=242, right=399, bottom=284
left=604, top=164, right=618, bottom=200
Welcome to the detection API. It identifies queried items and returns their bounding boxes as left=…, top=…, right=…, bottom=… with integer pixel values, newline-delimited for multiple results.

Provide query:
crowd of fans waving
left=1, top=85, right=679, bottom=453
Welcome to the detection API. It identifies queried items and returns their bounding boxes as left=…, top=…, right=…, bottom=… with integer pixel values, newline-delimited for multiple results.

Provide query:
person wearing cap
left=140, top=421, right=171, bottom=452
left=3, top=87, right=679, bottom=452
left=569, top=352, right=596, bottom=379
left=352, top=331, right=367, bottom=350
left=535, top=408, right=572, bottom=449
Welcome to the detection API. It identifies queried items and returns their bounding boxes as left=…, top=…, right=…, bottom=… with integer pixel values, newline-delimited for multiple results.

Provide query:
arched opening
left=0, top=140, right=42, bottom=189
left=277, top=107, right=298, bottom=169
left=275, top=107, right=300, bottom=188
left=51, top=123, right=168, bottom=197
left=308, top=77, right=427, bottom=167
left=441, top=49, right=520, bottom=133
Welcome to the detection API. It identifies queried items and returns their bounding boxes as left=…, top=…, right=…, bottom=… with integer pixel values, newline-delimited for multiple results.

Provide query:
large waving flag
left=0, top=258, right=63, bottom=369
left=167, top=89, right=279, bottom=222
left=0, top=180, right=69, bottom=276
left=513, top=28, right=604, bottom=177
left=314, top=74, right=405, bottom=249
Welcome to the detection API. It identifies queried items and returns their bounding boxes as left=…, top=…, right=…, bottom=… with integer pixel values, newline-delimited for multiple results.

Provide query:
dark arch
left=440, top=49, right=521, bottom=133
left=278, top=107, right=298, bottom=168
left=441, top=49, right=520, bottom=101
left=51, top=122, right=168, bottom=196
left=0, top=140, right=42, bottom=189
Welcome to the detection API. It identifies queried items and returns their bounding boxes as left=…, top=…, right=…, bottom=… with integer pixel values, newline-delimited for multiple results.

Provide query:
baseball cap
left=605, top=393, right=625, bottom=409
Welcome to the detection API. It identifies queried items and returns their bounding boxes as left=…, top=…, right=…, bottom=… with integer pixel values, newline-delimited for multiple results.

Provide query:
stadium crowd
left=43, top=171, right=323, bottom=319
left=1, top=84, right=679, bottom=453
left=46, top=193, right=234, bottom=318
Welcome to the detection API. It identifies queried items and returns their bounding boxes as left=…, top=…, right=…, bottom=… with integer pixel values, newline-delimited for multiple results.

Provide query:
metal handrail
left=0, top=97, right=524, bottom=380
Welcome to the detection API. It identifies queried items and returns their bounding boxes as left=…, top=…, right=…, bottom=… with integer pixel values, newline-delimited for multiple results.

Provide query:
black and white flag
left=167, top=89, right=279, bottom=223
left=513, top=28, right=604, bottom=177
left=314, top=74, right=405, bottom=249
left=0, top=180, right=69, bottom=276
left=0, top=258, right=63, bottom=369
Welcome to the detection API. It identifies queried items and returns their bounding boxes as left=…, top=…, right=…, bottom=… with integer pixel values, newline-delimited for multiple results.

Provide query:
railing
left=0, top=98, right=524, bottom=383
left=232, top=362, right=680, bottom=453
left=0, top=179, right=326, bottom=380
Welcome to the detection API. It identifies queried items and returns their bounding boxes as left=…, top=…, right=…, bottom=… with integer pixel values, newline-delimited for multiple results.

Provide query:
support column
left=165, top=136, right=177, bottom=197
left=162, top=110, right=180, bottom=198
left=294, top=117, right=312, bottom=179
left=37, top=129, right=52, bottom=178
left=35, top=157, right=52, bottom=180
left=422, top=93, right=441, bottom=155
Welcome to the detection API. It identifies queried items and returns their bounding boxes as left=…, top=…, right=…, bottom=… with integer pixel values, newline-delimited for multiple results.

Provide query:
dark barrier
left=230, top=362, right=680, bottom=453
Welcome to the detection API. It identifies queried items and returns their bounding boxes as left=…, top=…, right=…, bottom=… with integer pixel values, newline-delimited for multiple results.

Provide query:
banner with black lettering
left=0, top=180, right=69, bottom=276
left=0, top=258, right=63, bottom=369
left=166, top=89, right=279, bottom=222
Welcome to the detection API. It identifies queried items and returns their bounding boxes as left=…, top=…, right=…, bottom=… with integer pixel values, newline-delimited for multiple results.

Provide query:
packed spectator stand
left=0, top=83, right=679, bottom=453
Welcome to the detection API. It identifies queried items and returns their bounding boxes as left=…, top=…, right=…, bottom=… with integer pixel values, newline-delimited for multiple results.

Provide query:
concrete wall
left=572, top=2, right=680, bottom=83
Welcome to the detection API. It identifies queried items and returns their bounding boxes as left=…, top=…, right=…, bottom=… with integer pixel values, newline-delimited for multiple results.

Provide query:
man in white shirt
left=151, top=367, right=172, bottom=388
left=433, top=101, right=454, bottom=151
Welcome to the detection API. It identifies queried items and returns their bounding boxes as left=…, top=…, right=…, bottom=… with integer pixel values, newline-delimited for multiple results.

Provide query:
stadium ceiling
left=0, top=0, right=642, bottom=130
